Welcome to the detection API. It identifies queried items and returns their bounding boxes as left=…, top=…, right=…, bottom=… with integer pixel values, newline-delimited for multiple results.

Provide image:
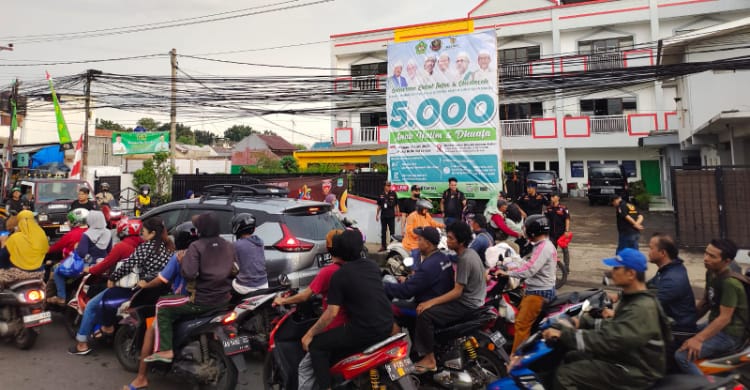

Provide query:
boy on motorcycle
left=145, top=213, right=235, bottom=363
left=412, top=222, right=486, bottom=373
left=273, top=229, right=345, bottom=390
left=495, top=215, right=557, bottom=353
left=303, top=229, right=394, bottom=390
left=542, top=248, right=669, bottom=390
left=134, top=185, right=151, bottom=217
left=230, top=213, right=269, bottom=294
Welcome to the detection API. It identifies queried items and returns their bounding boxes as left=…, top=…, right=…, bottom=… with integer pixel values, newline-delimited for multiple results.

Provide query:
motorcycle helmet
left=416, top=199, right=433, bottom=213
left=67, top=208, right=89, bottom=226
left=231, top=213, right=256, bottom=237
left=139, top=184, right=151, bottom=195
left=100, top=182, right=110, bottom=191
left=524, top=214, right=550, bottom=239
left=173, top=221, right=200, bottom=250
left=116, top=217, right=143, bottom=239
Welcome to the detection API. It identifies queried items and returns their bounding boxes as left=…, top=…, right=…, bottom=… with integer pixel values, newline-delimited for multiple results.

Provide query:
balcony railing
left=590, top=114, right=627, bottom=134
left=352, top=77, right=381, bottom=91
left=586, top=52, right=624, bottom=71
left=357, top=126, right=379, bottom=143
left=501, top=119, right=532, bottom=137
left=500, top=63, right=531, bottom=79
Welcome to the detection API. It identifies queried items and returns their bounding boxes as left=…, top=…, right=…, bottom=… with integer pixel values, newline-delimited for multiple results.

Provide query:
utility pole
left=170, top=48, right=177, bottom=169
left=82, top=69, right=101, bottom=179
left=3, top=79, right=18, bottom=201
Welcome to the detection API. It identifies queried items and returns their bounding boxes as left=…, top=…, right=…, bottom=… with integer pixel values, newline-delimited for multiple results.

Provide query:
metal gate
left=672, top=166, right=750, bottom=248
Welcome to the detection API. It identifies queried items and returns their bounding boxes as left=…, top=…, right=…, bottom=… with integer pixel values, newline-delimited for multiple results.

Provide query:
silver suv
left=140, top=184, right=344, bottom=287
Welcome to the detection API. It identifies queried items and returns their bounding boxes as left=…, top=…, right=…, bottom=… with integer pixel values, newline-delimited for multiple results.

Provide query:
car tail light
left=274, top=224, right=314, bottom=252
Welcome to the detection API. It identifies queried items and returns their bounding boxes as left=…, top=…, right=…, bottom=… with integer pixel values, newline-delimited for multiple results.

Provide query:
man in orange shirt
left=403, top=199, right=445, bottom=260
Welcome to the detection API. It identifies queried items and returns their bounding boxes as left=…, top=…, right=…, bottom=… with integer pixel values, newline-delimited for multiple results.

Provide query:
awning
left=638, top=131, right=679, bottom=147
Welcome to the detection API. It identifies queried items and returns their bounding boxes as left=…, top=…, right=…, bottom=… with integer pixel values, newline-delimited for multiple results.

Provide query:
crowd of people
left=389, top=50, right=496, bottom=88
left=0, top=176, right=743, bottom=389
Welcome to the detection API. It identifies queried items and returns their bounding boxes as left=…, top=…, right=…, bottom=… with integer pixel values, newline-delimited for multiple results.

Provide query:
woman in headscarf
left=48, top=210, right=113, bottom=305
left=0, top=210, right=48, bottom=271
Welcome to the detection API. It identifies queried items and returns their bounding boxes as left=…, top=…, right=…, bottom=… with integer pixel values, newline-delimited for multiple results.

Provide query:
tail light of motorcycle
left=222, top=311, right=238, bottom=324
left=274, top=224, right=314, bottom=252
left=19, top=289, right=45, bottom=304
left=385, top=343, right=409, bottom=360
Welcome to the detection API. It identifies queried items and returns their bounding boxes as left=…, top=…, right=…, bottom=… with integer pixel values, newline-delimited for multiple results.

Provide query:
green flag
left=46, top=72, right=73, bottom=150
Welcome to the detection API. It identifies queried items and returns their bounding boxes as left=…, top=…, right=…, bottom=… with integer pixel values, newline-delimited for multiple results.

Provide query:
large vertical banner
left=387, top=30, right=500, bottom=200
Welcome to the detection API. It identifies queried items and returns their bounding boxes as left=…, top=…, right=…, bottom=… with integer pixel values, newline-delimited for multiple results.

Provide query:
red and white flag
left=70, top=134, right=83, bottom=179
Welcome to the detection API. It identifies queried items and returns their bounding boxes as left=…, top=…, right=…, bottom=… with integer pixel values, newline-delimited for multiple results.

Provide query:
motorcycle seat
left=0, top=270, right=44, bottom=288
left=362, top=332, right=408, bottom=354
left=231, top=285, right=286, bottom=303
left=434, top=307, right=495, bottom=339
left=173, top=306, right=232, bottom=347
left=648, top=374, right=735, bottom=390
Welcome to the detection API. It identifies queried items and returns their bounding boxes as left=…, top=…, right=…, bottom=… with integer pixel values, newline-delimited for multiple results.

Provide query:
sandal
left=123, top=384, right=148, bottom=390
left=47, top=296, right=66, bottom=306
left=413, top=364, right=437, bottom=374
left=144, top=353, right=172, bottom=364
left=92, top=329, right=114, bottom=340
left=67, top=344, right=92, bottom=356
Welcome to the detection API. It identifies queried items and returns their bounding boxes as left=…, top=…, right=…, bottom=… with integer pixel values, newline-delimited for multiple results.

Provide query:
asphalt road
left=0, top=312, right=265, bottom=390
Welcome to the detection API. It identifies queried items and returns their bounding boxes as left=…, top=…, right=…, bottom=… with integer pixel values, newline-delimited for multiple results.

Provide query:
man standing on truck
left=69, top=187, right=97, bottom=212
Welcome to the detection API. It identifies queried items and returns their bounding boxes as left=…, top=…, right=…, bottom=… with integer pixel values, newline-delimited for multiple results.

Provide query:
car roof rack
left=200, top=184, right=290, bottom=204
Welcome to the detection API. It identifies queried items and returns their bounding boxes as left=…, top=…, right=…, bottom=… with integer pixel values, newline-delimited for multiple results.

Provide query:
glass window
left=360, top=112, right=387, bottom=127
left=499, top=103, right=543, bottom=120
left=580, top=98, right=637, bottom=116
left=350, top=62, right=387, bottom=77
left=36, top=181, right=88, bottom=203
left=570, top=161, right=584, bottom=178
left=184, top=209, right=234, bottom=234
left=590, top=167, right=624, bottom=179
left=254, top=222, right=283, bottom=247
left=151, top=208, right=185, bottom=232
left=517, top=161, right=531, bottom=173
left=604, top=160, right=619, bottom=164
left=622, top=160, right=637, bottom=177
left=578, top=37, right=634, bottom=55
left=527, top=171, right=555, bottom=181
left=282, top=212, right=344, bottom=241
left=549, top=161, right=559, bottom=176
left=533, top=161, right=547, bottom=171
left=499, top=46, right=541, bottom=65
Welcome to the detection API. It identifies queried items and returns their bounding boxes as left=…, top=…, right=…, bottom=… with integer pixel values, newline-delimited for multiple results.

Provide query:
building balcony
left=333, top=126, right=388, bottom=146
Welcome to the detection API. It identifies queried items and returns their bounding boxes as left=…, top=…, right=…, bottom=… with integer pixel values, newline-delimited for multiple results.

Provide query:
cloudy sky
left=2, top=0, right=472, bottom=145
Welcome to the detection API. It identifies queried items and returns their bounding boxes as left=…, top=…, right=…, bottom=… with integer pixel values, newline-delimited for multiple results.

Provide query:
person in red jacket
left=47, top=209, right=89, bottom=258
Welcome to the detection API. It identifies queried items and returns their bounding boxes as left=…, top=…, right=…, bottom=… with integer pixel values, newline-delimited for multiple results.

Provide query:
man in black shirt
left=545, top=193, right=571, bottom=267
left=440, top=177, right=466, bottom=226
left=516, top=181, right=548, bottom=217
left=5, top=187, right=29, bottom=215
left=399, top=185, right=421, bottom=231
left=68, top=187, right=98, bottom=212
left=376, top=181, right=399, bottom=252
left=612, top=195, right=643, bottom=253
left=303, top=230, right=394, bottom=389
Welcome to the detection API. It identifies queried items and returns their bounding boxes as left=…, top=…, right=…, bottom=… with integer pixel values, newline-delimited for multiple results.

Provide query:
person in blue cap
left=541, top=248, right=669, bottom=390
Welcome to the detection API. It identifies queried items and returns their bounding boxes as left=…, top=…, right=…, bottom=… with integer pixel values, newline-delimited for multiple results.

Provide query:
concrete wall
left=125, top=158, right=231, bottom=174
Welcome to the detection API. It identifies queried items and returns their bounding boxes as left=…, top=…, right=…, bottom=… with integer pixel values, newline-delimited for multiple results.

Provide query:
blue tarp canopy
left=30, top=145, right=65, bottom=168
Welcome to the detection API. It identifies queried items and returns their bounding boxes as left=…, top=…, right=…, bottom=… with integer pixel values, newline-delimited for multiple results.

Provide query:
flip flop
left=413, top=364, right=437, bottom=374
left=144, top=353, right=172, bottom=364
left=123, top=385, right=148, bottom=390
left=67, top=345, right=92, bottom=356
left=92, top=329, right=114, bottom=340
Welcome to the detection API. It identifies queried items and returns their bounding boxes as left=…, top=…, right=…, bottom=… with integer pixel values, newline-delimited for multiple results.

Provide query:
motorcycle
left=64, top=274, right=130, bottom=340
left=100, top=199, right=124, bottom=229
left=263, top=297, right=418, bottom=390
left=385, top=230, right=452, bottom=278
left=227, top=285, right=288, bottom=354
left=115, top=303, right=244, bottom=390
left=487, top=301, right=745, bottom=390
left=0, top=271, right=50, bottom=349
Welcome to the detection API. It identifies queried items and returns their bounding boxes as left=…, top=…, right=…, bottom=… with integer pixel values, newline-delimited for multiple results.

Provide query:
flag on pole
left=46, top=71, right=73, bottom=150
left=70, top=134, right=83, bottom=179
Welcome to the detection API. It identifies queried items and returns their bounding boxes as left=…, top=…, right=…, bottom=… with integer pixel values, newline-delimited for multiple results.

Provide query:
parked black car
left=525, top=170, right=563, bottom=196
left=140, top=184, right=344, bottom=288
left=587, top=163, right=628, bottom=205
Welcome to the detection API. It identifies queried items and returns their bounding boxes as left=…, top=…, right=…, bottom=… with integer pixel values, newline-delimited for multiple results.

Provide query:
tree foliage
left=280, top=156, right=299, bottom=173
left=224, top=125, right=255, bottom=142
left=97, top=118, right=125, bottom=131
left=133, top=152, right=175, bottom=203
left=293, top=143, right=307, bottom=151
left=262, top=129, right=278, bottom=136
left=137, top=117, right=160, bottom=131
left=194, top=130, right=216, bottom=145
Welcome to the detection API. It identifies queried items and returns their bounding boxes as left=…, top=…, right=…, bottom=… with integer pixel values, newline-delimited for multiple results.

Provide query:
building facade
left=329, top=0, right=750, bottom=197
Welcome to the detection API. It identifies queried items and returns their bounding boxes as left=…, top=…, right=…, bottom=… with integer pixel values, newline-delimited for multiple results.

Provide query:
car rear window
left=590, top=168, right=624, bottom=179
left=283, top=212, right=343, bottom=241
left=527, top=172, right=555, bottom=181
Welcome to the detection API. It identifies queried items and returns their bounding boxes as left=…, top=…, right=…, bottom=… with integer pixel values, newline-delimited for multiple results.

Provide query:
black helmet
left=140, top=184, right=151, bottom=194
left=524, top=214, right=550, bottom=239
left=173, top=221, right=200, bottom=250
left=416, top=199, right=433, bottom=212
left=231, top=213, right=256, bottom=237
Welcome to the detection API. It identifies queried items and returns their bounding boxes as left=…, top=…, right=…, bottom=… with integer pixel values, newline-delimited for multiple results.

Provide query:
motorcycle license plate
left=385, top=357, right=414, bottom=381
left=23, top=311, right=52, bottom=328
left=490, top=331, right=506, bottom=348
left=222, top=335, right=250, bottom=356
left=59, top=224, right=71, bottom=232
left=316, top=253, right=332, bottom=267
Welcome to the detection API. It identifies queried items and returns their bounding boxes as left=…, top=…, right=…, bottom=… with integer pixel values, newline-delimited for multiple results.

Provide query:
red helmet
left=117, top=217, right=143, bottom=238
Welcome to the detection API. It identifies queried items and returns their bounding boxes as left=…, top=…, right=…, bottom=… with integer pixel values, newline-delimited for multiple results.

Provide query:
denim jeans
left=76, top=288, right=107, bottom=343
left=444, top=216, right=459, bottom=226
left=674, top=323, right=743, bottom=375
left=616, top=232, right=640, bottom=254
left=53, top=265, right=68, bottom=300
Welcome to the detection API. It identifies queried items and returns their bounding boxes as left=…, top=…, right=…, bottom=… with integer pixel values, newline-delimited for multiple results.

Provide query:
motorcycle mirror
left=402, top=257, right=414, bottom=268
left=278, top=273, right=291, bottom=287
left=602, top=271, right=612, bottom=286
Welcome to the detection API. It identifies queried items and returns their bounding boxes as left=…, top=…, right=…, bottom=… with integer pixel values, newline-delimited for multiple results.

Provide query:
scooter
left=263, top=296, right=418, bottom=390
left=488, top=301, right=745, bottom=390
left=0, top=271, right=50, bottom=349
left=65, top=274, right=130, bottom=340
left=385, top=230, right=453, bottom=277
left=227, top=284, right=287, bottom=354
left=116, top=303, right=244, bottom=390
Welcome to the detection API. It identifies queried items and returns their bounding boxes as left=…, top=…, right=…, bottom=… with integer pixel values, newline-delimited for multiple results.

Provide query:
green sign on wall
left=112, top=131, right=170, bottom=155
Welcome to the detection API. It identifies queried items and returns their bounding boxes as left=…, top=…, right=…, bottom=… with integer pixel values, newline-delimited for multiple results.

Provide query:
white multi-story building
left=329, top=0, right=750, bottom=200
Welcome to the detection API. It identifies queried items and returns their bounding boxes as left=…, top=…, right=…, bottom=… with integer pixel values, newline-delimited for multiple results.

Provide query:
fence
left=349, top=172, right=387, bottom=200
left=672, top=166, right=750, bottom=248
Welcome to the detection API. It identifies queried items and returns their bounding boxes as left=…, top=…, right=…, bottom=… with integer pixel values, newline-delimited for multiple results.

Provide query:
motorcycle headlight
left=38, top=214, right=48, bottom=222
